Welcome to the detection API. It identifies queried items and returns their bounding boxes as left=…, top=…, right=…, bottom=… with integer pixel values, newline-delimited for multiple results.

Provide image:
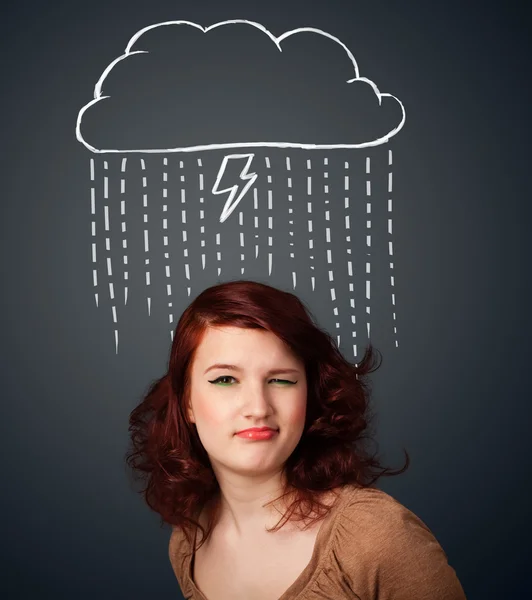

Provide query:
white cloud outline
left=76, top=19, right=406, bottom=153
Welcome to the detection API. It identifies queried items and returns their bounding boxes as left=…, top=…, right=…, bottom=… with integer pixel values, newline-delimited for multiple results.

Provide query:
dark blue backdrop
left=2, top=1, right=530, bottom=598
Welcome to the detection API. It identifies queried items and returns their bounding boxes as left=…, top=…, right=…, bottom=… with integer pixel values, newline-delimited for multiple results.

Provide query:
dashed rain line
left=286, top=156, right=296, bottom=290
left=212, top=158, right=223, bottom=278
left=344, top=160, right=358, bottom=361
left=163, top=157, right=175, bottom=341
left=253, top=187, right=260, bottom=260
left=197, top=157, right=207, bottom=272
left=216, top=231, right=222, bottom=276
left=306, top=158, right=315, bottom=291
left=265, top=156, right=273, bottom=276
left=323, top=157, right=340, bottom=348
left=365, top=156, right=372, bottom=341
left=179, top=159, right=192, bottom=299
left=90, top=158, right=98, bottom=308
left=239, top=208, right=246, bottom=275
left=103, top=160, right=119, bottom=353
left=140, top=158, right=152, bottom=317
left=388, top=148, right=399, bottom=348
left=234, top=155, right=251, bottom=275
left=120, top=158, right=128, bottom=306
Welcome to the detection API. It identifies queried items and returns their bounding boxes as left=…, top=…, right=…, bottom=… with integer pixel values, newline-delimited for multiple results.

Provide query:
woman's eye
left=210, top=376, right=235, bottom=385
left=208, top=376, right=297, bottom=386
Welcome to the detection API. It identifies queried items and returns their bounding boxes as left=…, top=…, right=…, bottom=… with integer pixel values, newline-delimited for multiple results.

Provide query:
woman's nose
left=242, top=385, right=273, bottom=415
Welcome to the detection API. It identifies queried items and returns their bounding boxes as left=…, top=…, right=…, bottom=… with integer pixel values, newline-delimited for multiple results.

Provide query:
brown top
left=168, top=485, right=467, bottom=599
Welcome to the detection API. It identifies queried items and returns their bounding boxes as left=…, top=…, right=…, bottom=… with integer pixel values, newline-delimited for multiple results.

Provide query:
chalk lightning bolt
left=212, top=153, right=258, bottom=223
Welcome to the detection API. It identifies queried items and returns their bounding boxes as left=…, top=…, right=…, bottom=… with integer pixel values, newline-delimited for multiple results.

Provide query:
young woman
left=126, top=280, right=467, bottom=600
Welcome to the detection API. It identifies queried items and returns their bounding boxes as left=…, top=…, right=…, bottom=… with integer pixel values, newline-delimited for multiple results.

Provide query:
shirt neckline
left=185, top=484, right=359, bottom=600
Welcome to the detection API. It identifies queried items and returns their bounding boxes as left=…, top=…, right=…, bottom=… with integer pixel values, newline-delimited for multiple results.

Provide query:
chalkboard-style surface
left=1, top=1, right=530, bottom=599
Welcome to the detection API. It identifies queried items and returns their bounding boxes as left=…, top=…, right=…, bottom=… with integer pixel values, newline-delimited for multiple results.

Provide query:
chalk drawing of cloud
left=76, top=19, right=405, bottom=153
left=77, top=19, right=407, bottom=358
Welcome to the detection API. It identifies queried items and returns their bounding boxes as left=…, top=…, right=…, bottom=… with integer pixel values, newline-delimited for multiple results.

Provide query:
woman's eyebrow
left=204, top=364, right=300, bottom=375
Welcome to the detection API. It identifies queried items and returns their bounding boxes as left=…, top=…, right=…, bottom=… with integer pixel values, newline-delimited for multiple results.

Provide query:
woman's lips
left=235, top=429, right=278, bottom=440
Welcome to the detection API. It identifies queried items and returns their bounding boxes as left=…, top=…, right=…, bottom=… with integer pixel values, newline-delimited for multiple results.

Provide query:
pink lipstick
left=235, top=427, right=278, bottom=441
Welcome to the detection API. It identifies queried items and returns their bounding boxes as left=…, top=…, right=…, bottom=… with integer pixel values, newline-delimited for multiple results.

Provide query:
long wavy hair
left=125, top=279, right=409, bottom=550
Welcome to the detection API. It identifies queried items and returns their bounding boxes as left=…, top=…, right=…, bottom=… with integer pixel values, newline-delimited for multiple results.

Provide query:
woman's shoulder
left=336, top=484, right=438, bottom=547
left=341, top=484, right=426, bottom=517
left=330, top=485, right=467, bottom=599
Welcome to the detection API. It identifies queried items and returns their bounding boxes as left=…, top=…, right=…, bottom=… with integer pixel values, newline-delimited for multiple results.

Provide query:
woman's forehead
left=194, top=326, right=300, bottom=366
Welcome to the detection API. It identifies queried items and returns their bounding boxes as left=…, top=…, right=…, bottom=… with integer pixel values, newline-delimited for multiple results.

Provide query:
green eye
left=209, top=376, right=235, bottom=386
left=208, top=376, right=297, bottom=386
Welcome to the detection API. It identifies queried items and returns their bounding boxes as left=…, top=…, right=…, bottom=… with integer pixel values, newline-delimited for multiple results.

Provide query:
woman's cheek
left=196, top=395, right=228, bottom=427
left=286, top=399, right=307, bottom=427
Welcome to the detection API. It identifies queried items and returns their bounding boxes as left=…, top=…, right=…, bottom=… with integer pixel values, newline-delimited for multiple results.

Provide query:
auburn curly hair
left=125, top=279, right=409, bottom=550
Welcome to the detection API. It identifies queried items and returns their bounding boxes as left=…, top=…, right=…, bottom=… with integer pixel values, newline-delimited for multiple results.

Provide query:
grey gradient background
left=2, top=1, right=530, bottom=598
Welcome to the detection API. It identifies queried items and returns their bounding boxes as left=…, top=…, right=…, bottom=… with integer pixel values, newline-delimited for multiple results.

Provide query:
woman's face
left=186, top=326, right=307, bottom=479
